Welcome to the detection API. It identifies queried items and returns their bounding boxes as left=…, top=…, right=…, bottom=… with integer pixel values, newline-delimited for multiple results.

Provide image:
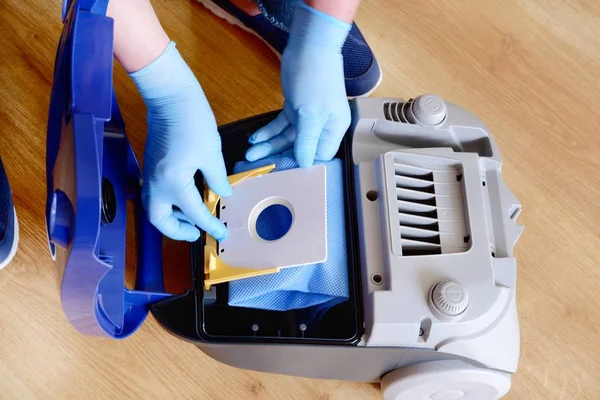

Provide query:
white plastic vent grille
left=388, top=153, right=471, bottom=256
left=383, top=100, right=416, bottom=124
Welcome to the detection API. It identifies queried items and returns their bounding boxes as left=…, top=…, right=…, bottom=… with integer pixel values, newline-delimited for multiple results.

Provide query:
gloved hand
left=130, top=42, right=231, bottom=242
left=245, top=2, right=352, bottom=167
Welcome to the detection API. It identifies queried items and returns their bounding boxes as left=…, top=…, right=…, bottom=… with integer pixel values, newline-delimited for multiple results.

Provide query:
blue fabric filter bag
left=228, top=157, right=349, bottom=311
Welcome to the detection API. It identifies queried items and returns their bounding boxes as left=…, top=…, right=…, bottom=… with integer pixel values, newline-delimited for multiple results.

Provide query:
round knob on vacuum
left=430, top=280, right=469, bottom=318
left=411, top=94, right=447, bottom=126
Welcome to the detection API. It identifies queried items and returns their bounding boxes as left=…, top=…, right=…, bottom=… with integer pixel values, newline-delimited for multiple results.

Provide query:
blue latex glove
left=131, top=42, right=231, bottom=242
left=245, top=2, right=352, bottom=167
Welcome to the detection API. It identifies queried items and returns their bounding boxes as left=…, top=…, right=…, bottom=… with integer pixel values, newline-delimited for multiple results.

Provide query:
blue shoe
left=0, top=157, right=18, bottom=269
left=198, top=0, right=383, bottom=97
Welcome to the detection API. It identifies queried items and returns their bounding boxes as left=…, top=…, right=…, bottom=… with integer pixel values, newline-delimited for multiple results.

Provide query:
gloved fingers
left=147, top=202, right=201, bottom=242
left=279, top=148, right=295, bottom=159
left=176, top=181, right=228, bottom=241
left=245, top=126, right=296, bottom=161
left=249, top=112, right=290, bottom=144
left=245, top=143, right=273, bottom=162
left=201, top=153, right=233, bottom=198
left=294, top=108, right=327, bottom=168
left=172, top=210, right=195, bottom=225
left=314, top=127, right=345, bottom=161
left=313, top=106, right=350, bottom=161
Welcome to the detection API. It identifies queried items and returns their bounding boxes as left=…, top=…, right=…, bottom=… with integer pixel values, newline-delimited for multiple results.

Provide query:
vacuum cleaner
left=46, top=2, right=524, bottom=399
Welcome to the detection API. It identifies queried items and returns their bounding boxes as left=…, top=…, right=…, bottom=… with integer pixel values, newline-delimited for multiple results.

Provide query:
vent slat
left=395, top=175, right=433, bottom=187
left=394, top=164, right=434, bottom=181
left=400, top=101, right=411, bottom=123
left=393, top=161, right=431, bottom=171
left=401, top=234, right=441, bottom=245
left=395, top=176, right=435, bottom=194
left=382, top=102, right=416, bottom=124
left=399, top=213, right=466, bottom=233
left=383, top=102, right=392, bottom=120
left=394, top=163, right=432, bottom=175
left=393, top=102, right=402, bottom=122
left=396, top=188, right=436, bottom=201
left=401, top=226, right=441, bottom=240
left=399, top=213, right=438, bottom=226
left=398, top=200, right=436, bottom=214
left=399, top=209, right=437, bottom=219
left=398, top=197, right=436, bottom=206
left=401, top=221, right=439, bottom=232
left=393, top=156, right=460, bottom=173
left=397, top=184, right=435, bottom=195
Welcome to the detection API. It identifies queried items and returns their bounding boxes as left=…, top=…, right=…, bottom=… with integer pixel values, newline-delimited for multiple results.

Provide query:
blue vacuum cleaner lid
left=46, top=0, right=170, bottom=339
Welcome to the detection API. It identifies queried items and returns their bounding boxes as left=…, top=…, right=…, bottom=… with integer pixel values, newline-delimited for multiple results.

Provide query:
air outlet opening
left=389, top=153, right=471, bottom=257
left=403, top=248, right=442, bottom=256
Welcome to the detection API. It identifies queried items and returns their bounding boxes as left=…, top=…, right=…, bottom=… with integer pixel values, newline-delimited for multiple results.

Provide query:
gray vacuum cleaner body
left=153, top=95, right=523, bottom=400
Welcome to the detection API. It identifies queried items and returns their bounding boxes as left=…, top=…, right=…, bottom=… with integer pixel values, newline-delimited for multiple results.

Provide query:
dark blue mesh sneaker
left=198, top=0, right=382, bottom=97
left=0, top=157, right=17, bottom=269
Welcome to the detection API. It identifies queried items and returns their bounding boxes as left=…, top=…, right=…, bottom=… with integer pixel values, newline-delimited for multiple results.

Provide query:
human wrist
left=305, top=0, right=360, bottom=24
left=108, top=0, right=171, bottom=73
left=288, top=2, right=351, bottom=51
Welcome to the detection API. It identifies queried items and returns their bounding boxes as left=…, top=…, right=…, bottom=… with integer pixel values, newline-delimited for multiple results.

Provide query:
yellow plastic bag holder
left=203, top=164, right=281, bottom=290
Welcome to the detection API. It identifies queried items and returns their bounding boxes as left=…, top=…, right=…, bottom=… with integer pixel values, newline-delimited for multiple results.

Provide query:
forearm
left=305, top=0, right=360, bottom=24
left=107, top=0, right=170, bottom=73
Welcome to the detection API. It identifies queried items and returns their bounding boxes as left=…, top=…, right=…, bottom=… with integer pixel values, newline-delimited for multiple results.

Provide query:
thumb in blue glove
left=131, top=42, right=231, bottom=242
left=245, top=2, right=352, bottom=167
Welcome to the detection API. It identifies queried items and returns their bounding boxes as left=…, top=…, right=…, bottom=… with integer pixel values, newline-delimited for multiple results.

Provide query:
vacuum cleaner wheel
left=381, top=360, right=511, bottom=400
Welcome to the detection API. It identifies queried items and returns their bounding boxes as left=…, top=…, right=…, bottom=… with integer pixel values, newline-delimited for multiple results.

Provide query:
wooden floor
left=1, top=0, right=599, bottom=399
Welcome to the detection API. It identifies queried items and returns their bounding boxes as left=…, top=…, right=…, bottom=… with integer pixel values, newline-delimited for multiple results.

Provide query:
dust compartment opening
left=249, top=198, right=295, bottom=243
